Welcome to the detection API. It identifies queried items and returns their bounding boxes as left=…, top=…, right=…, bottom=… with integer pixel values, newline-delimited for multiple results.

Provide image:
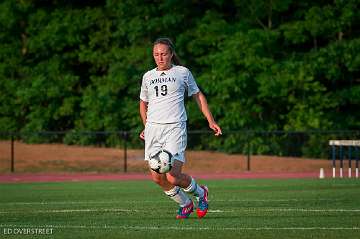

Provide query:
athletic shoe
left=176, top=200, right=194, bottom=219
left=196, top=186, right=208, bottom=218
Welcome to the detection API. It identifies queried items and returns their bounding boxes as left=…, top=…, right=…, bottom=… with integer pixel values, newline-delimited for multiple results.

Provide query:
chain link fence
left=0, top=130, right=359, bottom=173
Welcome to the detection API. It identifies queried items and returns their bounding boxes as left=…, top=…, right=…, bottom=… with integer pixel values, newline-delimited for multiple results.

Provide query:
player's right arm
left=139, top=72, right=149, bottom=140
left=139, top=99, right=148, bottom=140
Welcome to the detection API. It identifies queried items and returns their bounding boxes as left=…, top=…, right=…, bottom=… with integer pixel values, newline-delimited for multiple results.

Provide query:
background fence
left=0, top=130, right=359, bottom=173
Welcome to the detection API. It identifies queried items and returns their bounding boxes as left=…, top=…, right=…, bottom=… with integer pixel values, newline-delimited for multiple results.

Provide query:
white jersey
left=140, top=65, right=199, bottom=123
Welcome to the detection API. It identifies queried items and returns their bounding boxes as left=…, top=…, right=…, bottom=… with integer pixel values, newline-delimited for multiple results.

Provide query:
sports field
left=1, top=179, right=359, bottom=239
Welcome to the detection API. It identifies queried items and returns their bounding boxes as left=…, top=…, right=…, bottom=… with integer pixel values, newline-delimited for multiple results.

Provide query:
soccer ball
left=149, top=150, right=173, bottom=174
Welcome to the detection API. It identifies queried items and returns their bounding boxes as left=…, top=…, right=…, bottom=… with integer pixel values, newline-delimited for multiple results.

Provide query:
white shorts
left=144, top=121, right=187, bottom=163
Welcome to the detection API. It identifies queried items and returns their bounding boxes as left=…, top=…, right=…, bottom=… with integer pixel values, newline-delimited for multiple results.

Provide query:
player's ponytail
left=153, top=37, right=182, bottom=66
left=171, top=52, right=182, bottom=66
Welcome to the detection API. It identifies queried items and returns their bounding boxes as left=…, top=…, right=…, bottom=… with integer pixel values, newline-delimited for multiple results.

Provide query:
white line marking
left=0, top=224, right=359, bottom=231
left=0, top=208, right=137, bottom=214
left=1, top=208, right=359, bottom=214
left=211, top=208, right=360, bottom=213
left=0, top=198, right=343, bottom=206
left=259, top=208, right=360, bottom=212
left=214, top=199, right=345, bottom=202
left=208, top=210, right=224, bottom=213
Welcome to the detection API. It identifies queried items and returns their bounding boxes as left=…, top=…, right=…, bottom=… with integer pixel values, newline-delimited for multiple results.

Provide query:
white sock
left=164, top=186, right=191, bottom=207
left=184, top=177, right=204, bottom=198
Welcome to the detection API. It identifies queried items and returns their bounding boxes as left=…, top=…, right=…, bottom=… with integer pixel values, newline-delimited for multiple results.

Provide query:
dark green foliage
left=0, top=0, right=359, bottom=155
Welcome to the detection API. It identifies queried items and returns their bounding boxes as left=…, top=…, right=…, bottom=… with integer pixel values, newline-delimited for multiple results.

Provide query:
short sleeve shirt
left=140, top=65, right=200, bottom=123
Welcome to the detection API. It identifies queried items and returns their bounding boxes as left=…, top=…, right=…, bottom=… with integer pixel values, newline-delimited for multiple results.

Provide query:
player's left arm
left=192, top=91, right=222, bottom=136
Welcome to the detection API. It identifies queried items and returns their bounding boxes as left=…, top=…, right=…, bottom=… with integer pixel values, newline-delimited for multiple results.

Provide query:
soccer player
left=139, top=37, right=222, bottom=219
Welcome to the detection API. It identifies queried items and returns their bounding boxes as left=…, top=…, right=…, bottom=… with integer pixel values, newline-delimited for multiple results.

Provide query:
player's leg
left=166, top=160, right=204, bottom=198
left=164, top=122, right=209, bottom=218
left=166, top=160, right=208, bottom=218
left=165, top=159, right=191, bottom=187
left=149, top=168, right=193, bottom=219
left=182, top=174, right=208, bottom=218
left=145, top=122, right=191, bottom=217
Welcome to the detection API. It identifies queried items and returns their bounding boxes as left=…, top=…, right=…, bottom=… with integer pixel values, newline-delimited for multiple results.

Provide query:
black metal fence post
left=123, top=131, right=128, bottom=173
left=11, top=134, right=15, bottom=173
left=247, top=132, right=251, bottom=171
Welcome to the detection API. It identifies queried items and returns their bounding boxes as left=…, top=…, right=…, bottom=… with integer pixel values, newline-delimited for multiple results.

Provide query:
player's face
left=153, top=43, right=173, bottom=71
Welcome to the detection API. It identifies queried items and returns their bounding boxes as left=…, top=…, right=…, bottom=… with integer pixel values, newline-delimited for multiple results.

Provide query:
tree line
left=0, top=0, right=359, bottom=155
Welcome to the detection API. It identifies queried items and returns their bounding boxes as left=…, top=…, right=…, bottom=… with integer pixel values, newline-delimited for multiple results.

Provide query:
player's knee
left=165, top=172, right=181, bottom=186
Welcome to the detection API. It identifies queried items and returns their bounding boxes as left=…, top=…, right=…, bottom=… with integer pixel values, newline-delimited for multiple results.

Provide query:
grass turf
left=0, top=178, right=359, bottom=239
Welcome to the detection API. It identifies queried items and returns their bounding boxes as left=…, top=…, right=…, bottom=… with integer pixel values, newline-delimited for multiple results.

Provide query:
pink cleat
left=176, top=200, right=194, bottom=219
left=196, top=186, right=208, bottom=218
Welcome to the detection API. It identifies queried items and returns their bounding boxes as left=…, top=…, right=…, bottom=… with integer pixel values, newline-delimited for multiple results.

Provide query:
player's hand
left=209, top=122, right=222, bottom=136
left=139, top=129, right=145, bottom=140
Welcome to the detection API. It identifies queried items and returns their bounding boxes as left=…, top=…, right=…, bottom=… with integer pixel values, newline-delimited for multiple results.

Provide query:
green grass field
left=1, top=179, right=360, bottom=239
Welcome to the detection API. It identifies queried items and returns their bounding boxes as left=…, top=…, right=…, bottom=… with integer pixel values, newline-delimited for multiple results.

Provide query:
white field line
left=247, top=208, right=360, bottom=212
left=212, top=208, right=360, bottom=213
left=0, top=198, right=343, bottom=206
left=0, top=208, right=138, bottom=214
left=1, top=208, right=360, bottom=214
left=0, top=224, right=359, bottom=231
